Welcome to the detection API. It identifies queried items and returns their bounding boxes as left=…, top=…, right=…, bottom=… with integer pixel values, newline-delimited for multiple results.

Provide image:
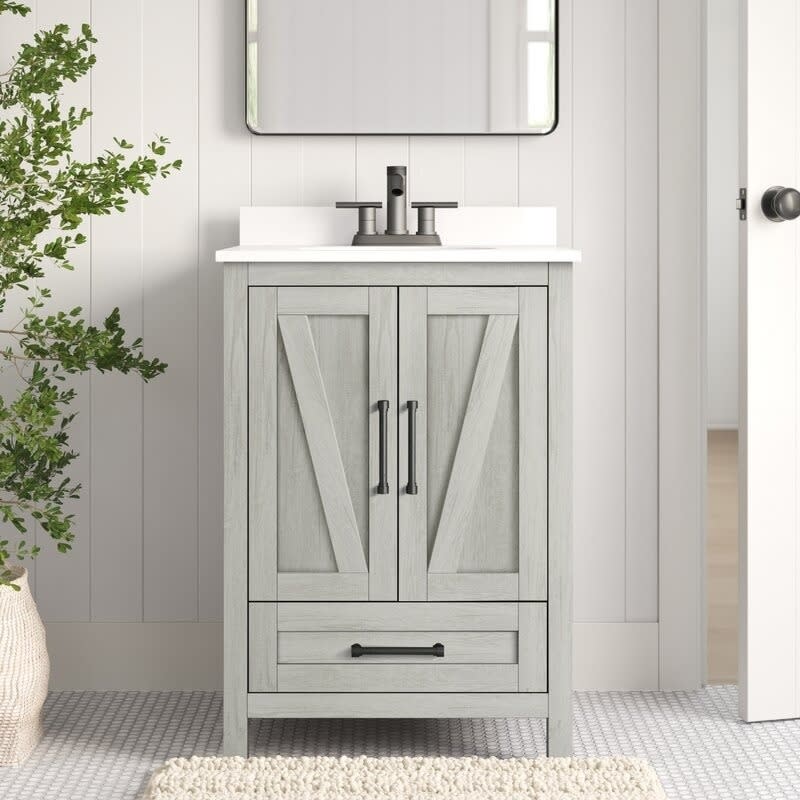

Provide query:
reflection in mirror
left=246, top=0, right=557, bottom=135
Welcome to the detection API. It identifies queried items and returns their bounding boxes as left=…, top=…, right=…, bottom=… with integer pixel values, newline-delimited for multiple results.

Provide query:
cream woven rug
left=143, top=755, right=666, bottom=799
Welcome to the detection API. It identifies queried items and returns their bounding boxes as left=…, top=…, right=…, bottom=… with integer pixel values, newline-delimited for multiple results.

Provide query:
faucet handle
left=336, top=201, right=382, bottom=236
left=411, top=201, right=458, bottom=236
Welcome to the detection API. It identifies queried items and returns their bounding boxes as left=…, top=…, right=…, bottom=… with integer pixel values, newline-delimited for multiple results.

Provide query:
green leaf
left=0, top=5, right=174, bottom=569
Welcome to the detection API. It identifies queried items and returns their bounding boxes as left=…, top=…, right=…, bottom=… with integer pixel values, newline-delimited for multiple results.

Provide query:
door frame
left=657, top=0, right=707, bottom=690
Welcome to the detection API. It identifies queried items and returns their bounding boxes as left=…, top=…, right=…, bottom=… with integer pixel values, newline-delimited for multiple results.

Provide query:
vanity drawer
left=248, top=602, right=546, bottom=693
left=278, top=631, right=517, bottom=663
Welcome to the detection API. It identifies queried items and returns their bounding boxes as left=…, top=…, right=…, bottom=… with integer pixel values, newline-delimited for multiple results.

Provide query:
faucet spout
left=386, top=166, right=408, bottom=235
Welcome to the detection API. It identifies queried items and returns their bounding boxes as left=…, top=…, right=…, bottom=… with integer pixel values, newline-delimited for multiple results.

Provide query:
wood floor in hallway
left=707, top=429, right=738, bottom=685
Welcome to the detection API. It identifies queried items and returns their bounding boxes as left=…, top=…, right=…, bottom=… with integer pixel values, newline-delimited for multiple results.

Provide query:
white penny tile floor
left=0, top=686, right=798, bottom=799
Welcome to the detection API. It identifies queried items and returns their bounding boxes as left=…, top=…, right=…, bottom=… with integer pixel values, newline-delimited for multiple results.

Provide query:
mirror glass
left=246, top=0, right=557, bottom=135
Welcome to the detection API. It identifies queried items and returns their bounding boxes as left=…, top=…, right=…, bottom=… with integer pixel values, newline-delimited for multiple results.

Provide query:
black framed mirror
left=246, top=0, right=558, bottom=135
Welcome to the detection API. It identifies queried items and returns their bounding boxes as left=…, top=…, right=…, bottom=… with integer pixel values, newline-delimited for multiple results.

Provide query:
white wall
left=0, top=0, right=660, bottom=688
left=706, top=0, right=740, bottom=428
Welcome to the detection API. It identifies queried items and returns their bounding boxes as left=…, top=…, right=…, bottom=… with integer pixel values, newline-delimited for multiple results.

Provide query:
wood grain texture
left=277, top=287, right=368, bottom=315
left=276, top=664, right=518, bottom=693
left=248, top=262, right=550, bottom=287
left=277, top=573, right=368, bottom=601
left=248, top=289, right=277, bottom=600
left=707, top=430, right=738, bottom=686
left=368, top=288, right=399, bottom=599
left=398, top=288, right=428, bottom=601
left=277, top=602, right=518, bottom=632
left=277, top=631, right=518, bottom=664
left=518, top=603, right=548, bottom=692
left=427, top=573, right=519, bottom=602
left=519, top=288, right=548, bottom=600
left=224, top=264, right=248, bottom=755
left=429, top=315, right=518, bottom=573
left=248, top=693, right=549, bottom=718
left=276, top=314, right=367, bottom=573
left=248, top=603, right=277, bottom=692
left=547, top=264, right=573, bottom=756
left=427, top=287, right=519, bottom=315
left=278, top=314, right=368, bottom=574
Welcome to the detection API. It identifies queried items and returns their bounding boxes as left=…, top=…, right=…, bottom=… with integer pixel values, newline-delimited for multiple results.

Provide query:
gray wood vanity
left=219, top=221, right=576, bottom=757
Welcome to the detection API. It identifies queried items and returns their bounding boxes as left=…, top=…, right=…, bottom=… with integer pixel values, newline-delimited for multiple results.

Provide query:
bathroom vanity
left=217, top=206, right=578, bottom=757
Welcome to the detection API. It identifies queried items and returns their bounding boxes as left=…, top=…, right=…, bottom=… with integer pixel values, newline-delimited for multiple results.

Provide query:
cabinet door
left=249, top=287, right=397, bottom=602
left=399, top=287, right=547, bottom=602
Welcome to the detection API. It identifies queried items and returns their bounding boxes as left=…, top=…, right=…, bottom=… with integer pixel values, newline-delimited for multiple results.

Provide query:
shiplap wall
left=1, top=0, right=658, bottom=630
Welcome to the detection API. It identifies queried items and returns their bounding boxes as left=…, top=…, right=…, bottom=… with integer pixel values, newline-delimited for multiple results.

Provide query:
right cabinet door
left=399, top=287, right=548, bottom=602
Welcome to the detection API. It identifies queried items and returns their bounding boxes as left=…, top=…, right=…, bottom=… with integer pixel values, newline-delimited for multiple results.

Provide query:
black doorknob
left=761, top=186, right=800, bottom=222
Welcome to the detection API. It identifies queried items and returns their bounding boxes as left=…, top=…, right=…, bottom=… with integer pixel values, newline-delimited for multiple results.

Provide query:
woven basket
left=0, top=566, right=49, bottom=766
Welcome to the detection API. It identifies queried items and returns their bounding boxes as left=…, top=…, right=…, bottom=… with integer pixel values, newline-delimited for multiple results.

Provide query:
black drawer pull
left=350, top=643, right=445, bottom=658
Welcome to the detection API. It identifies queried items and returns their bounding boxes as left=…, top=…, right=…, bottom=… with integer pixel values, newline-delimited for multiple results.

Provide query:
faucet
left=336, top=165, right=457, bottom=246
left=386, top=166, right=408, bottom=235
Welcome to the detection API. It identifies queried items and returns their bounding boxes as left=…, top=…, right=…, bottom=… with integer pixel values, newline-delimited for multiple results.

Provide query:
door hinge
left=736, top=188, right=747, bottom=220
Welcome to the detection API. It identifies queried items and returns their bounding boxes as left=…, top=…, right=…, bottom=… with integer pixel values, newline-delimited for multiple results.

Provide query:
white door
left=740, top=0, right=800, bottom=721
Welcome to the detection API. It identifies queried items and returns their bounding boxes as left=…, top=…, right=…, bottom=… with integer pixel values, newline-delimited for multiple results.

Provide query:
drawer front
left=278, top=631, right=517, bottom=663
left=277, top=664, right=518, bottom=692
left=249, top=602, right=546, bottom=693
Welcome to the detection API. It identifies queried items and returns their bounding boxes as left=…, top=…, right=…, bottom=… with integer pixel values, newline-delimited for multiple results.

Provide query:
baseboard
left=46, top=620, right=660, bottom=691
left=46, top=622, right=223, bottom=690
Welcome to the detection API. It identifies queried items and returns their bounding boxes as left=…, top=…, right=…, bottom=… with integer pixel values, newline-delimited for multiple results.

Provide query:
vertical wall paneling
left=706, top=0, right=740, bottom=428
left=141, top=0, right=200, bottom=621
left=464, top=137, right=519, bottom=206
left=658, top=0, right=704, bottom=689
left=518, top=0, right=573, bottom=246
left=198, top=0, right=252, bottom=622
left=572, top=0, right=627, bottom=621
left=409, top=137, right=466, bottom=204
left=88, top=0, right=145, bottom=622
left=251, top=137, right=302, bottom=205
left=33, top=0, right=92, bottom=621
left=299, top=137, right=356, bottom=206
left=624, top=0, right=659, bottom=622
left=0, top=1, right=669, bottom=665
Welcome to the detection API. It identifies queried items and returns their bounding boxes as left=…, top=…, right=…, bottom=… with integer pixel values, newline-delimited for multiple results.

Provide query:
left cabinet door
left=248, top=287, right=398, bottom=602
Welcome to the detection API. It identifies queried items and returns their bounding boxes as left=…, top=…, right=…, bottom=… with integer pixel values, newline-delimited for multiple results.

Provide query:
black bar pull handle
left=351, top=643, right=445, bottom=658
left=406, top=400, right=418, bottom=495
left=377, top=400, right=389, bottom=495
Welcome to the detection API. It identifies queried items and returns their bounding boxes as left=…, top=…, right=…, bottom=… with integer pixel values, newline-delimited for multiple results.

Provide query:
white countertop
left=215, top=245, right=581, bottom=263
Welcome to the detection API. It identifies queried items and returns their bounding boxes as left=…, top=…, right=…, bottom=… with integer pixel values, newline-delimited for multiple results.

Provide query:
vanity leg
left=224, top=263, right=250, bottom=758
left=223, top=706, right=248, bottom=756
left=546, top=705, right=572, bottom=757
left=547, top=265, right=573, bottom=758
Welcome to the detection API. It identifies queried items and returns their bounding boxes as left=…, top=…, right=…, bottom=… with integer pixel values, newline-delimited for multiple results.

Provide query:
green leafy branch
left=0, top=1, right=177, bottom=588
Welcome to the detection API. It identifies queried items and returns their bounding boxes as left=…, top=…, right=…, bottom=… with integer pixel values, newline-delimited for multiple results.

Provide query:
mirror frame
left=245, top=0, right=559, bottom=136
